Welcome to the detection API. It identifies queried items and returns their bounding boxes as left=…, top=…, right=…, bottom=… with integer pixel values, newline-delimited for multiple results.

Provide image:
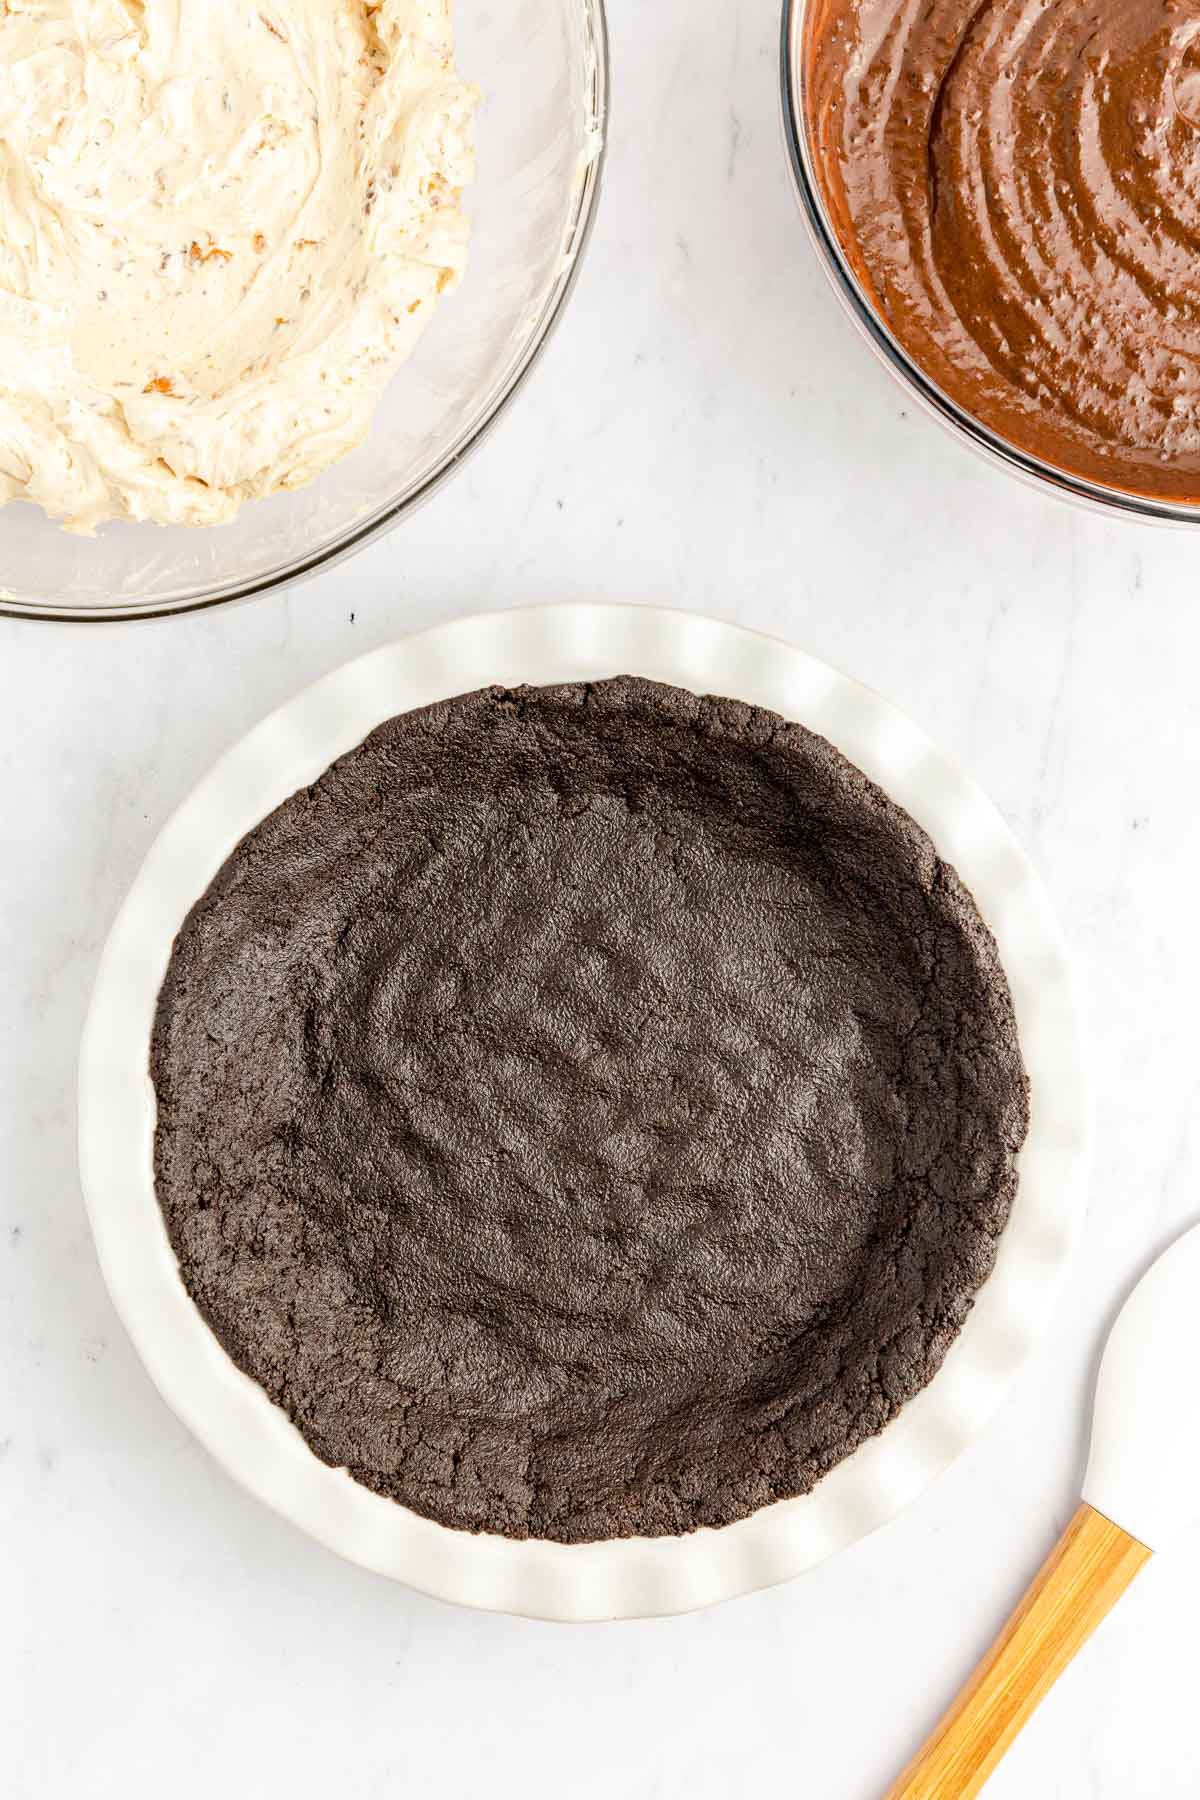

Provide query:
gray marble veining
left=4, top=2, right=1200, bottom=1795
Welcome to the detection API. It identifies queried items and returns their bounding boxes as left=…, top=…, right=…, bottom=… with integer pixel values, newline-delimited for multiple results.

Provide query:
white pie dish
left=78, top=604, right=1087, bottom=1620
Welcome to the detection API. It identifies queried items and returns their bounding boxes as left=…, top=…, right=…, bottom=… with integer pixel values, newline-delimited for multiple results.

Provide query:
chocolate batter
left=151, top=678, right=1028, bottom=1543
left=804, top=0, right=1200, bottom=500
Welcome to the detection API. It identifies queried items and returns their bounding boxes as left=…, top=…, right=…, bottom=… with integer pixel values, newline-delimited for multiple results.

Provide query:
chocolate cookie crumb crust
left=151, top=676, right=1028, bottom=1543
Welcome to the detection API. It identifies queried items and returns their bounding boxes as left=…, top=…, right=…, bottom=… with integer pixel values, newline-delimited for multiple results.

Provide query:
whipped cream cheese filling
left=0, top=0, right=476, bottom=531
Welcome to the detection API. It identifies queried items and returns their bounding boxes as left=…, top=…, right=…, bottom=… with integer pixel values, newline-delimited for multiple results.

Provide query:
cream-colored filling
left=0, top=0, right=476, bottom=531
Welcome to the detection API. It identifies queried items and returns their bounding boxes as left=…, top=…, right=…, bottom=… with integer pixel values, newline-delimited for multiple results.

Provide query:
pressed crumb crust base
left=151, top=677, right=1028, bottom=1543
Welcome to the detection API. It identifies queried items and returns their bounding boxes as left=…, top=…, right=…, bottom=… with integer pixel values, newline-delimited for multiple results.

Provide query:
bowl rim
left=779, top=0, right=1200, bottom=526
left=78, top=602, right=1089, bottom=1621
left=1, top=0, right=611, bottom=625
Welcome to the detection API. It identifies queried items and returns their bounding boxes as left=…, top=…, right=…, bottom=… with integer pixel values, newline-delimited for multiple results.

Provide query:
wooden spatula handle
left=885, top=1502, right=1151, bottom=1800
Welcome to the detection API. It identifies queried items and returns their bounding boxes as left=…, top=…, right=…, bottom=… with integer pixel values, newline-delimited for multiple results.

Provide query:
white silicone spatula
left=886, top=1221, right=1200, bottom=1800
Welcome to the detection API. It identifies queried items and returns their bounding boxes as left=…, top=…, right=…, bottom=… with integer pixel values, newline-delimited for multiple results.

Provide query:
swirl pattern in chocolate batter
left=151, top=678, right=1028, bottom=1543
left=805, top=0, right=1200, bottom=498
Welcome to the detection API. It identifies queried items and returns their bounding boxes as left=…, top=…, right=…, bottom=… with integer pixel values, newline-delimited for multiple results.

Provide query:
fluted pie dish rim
left=78, top=604, right=1087, bottom=1619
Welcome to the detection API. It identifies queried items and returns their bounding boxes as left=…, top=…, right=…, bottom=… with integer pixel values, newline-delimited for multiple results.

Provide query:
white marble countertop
left=4, top=3, right=1200, bottom=1795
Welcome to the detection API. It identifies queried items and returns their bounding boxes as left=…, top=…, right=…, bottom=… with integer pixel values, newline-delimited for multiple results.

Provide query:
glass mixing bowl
left=1, top=0, right=608, bottom=621
left=780, top=0, right=1200, bottom=525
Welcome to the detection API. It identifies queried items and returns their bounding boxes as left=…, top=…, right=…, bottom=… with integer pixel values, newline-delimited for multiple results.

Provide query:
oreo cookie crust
left=151, top=677, right=1028, bottom=1543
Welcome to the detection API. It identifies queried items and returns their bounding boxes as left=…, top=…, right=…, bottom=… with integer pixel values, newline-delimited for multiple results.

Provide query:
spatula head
left=1083, top=1221, right=1200, bottom=1552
